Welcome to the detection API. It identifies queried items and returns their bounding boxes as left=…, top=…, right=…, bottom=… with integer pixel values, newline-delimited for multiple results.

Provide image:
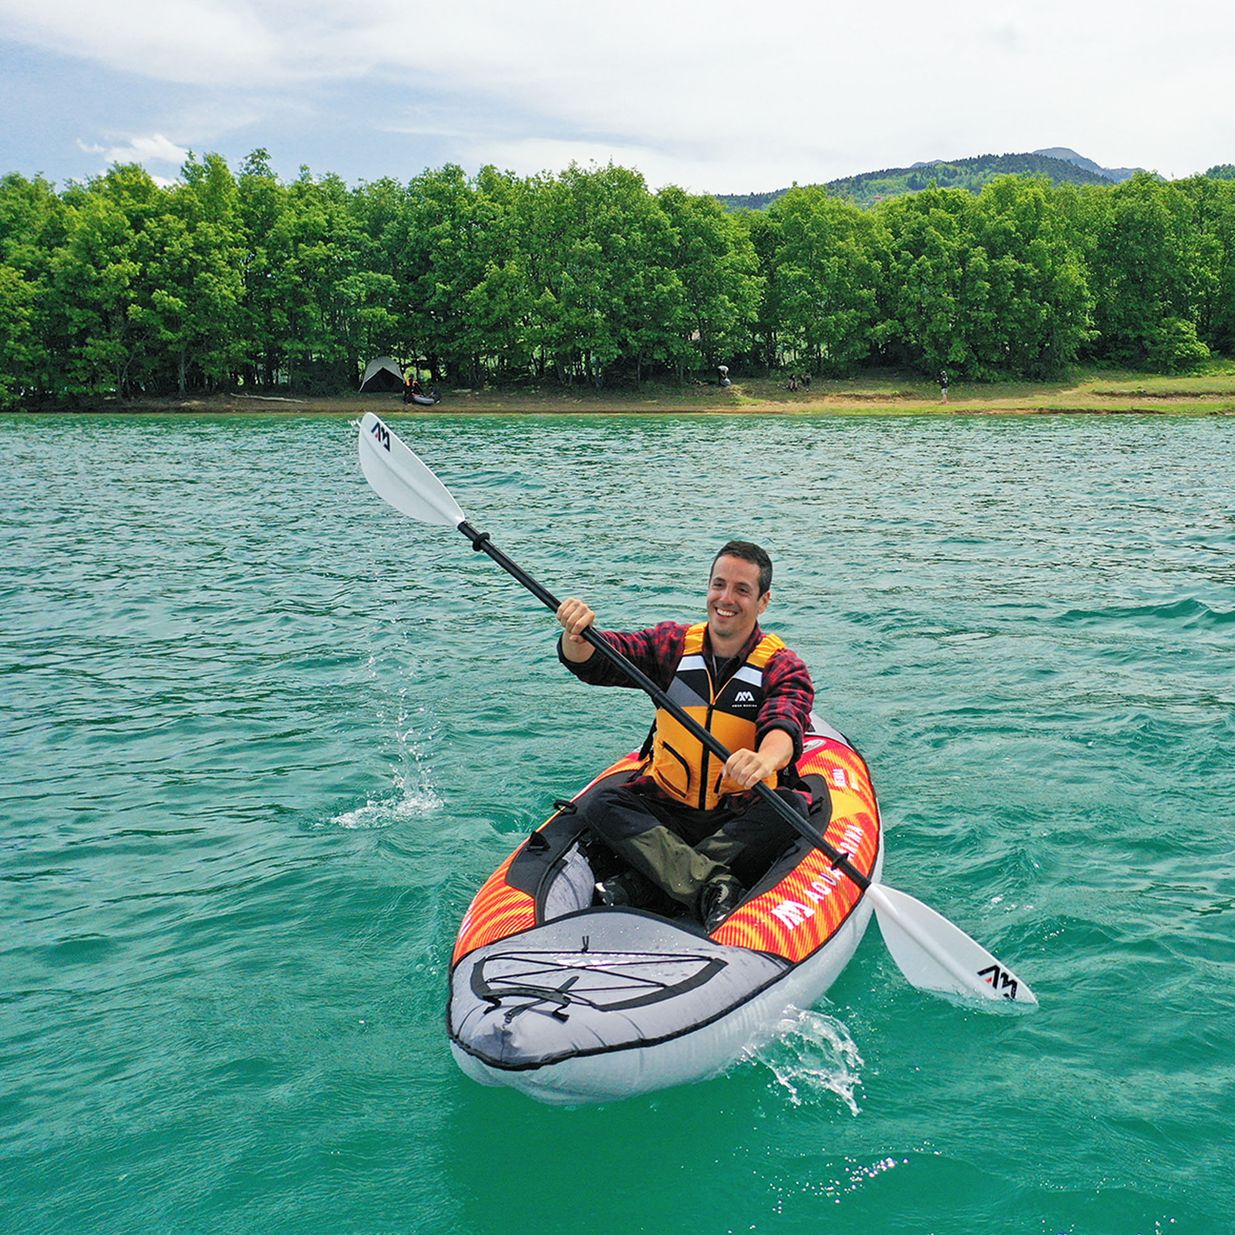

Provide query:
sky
left=1, top=0, right=1233, bottom=194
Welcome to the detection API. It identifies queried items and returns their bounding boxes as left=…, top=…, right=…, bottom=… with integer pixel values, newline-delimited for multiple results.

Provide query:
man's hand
left=721, top=748, right=780, bottom=791
left=720, top=729, right=795, bottom=793
left=556, top=597, right=597, bottom=663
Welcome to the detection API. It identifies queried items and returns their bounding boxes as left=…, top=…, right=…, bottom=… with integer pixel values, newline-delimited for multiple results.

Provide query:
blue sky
left=1, top=0, right=1232, bottom=192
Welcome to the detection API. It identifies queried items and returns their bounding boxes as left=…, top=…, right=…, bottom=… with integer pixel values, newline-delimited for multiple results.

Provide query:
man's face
left=706, top=554, right=769, bottom=646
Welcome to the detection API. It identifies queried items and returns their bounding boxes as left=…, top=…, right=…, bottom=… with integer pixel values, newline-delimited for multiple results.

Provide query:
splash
left=330, top=777, right=443, bottom=830
left=744, top=1006, right=865, bottom=1114
left=329, top=658, right=442, bottom=829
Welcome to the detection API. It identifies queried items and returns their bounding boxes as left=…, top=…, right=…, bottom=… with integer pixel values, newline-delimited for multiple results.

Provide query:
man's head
left=706, top=541, right=773, bottom=653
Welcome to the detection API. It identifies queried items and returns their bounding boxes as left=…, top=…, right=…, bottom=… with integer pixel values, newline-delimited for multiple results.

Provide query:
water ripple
left=2, top=411, right=1234, bottom=1232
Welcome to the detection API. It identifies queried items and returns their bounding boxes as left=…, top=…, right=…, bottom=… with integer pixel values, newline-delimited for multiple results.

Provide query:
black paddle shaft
left=456, top=520, right=872, bottom=893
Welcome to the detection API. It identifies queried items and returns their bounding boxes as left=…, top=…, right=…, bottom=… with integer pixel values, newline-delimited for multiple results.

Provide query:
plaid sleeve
left=756, top=648, right=815, bottom=760
left=558, top=621, right=688, bottom=690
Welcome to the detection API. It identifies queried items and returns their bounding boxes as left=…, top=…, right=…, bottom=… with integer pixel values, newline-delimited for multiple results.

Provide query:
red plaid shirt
left=559, top=620, right=814, bottom=761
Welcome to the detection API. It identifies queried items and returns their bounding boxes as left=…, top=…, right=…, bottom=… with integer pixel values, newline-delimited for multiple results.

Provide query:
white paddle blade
left=358, top=412, right=466, bottom=527
left=870, top=884, right=1038, bottom=1007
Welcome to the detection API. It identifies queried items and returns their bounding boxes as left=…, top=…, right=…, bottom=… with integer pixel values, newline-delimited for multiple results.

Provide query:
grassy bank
left=17, top=363, right=1235, bottom=416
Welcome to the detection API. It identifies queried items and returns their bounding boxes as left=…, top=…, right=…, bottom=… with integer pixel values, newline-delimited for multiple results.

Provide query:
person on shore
left=555, top=541, right=815, bottom=932
left=939, top=369, right=949, bottom=402
left=788, top=373, right=798, bottom=391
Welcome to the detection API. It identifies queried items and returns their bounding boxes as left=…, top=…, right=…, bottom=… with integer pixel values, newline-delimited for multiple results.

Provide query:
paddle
left=357, top=412, right=1037, bottom=1007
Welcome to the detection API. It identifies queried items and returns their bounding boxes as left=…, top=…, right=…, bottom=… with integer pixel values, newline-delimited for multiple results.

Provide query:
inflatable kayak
left=447, top=714, right=883, bottom=1104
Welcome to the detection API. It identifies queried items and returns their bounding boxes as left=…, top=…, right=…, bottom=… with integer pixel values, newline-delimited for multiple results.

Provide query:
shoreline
left=8, top=370, right=1235, bottom=417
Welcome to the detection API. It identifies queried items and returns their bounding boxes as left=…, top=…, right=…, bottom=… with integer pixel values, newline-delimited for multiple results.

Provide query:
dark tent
left=359, top=356, right=405, bottom=392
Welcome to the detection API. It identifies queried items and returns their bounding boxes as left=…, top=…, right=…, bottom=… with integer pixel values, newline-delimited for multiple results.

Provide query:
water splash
left=328, top=655, right=442, bottom=829
left=745, top=1007, right=865, bottom=1114
left=330, top=777, right=443, bottom=830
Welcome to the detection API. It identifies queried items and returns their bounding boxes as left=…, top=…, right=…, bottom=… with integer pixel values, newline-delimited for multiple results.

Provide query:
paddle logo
left=370, top=419, right=391, bottom=451
left=733, top=690, right=756, bottom=706
left=977, top=963, right=1020, bottom=1000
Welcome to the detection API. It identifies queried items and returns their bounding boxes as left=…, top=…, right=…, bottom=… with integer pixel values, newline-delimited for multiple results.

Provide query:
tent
left=359, top=356, right=406, bottom=393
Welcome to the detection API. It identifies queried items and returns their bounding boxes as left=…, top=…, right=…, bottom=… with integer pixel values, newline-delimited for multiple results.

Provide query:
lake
left=2, top=411, right=1233, bottom=1232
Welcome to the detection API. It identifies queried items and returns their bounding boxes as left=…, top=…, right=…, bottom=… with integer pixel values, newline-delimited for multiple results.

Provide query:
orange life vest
left=649, top=622, right=786, bottom=811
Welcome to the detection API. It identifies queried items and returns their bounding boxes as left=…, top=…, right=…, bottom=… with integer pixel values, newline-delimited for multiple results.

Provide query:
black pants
left=578, top=780, right=807, bottom=910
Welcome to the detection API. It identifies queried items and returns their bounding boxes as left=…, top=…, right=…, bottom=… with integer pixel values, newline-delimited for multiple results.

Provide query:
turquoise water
left=2, top=411, right=1233, bottom=1233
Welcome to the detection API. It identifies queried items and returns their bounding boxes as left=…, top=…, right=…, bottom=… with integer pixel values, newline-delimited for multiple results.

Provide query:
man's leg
left=577, top=780, right=731, bottom=908
left=694, top=790, right=809, bottom=887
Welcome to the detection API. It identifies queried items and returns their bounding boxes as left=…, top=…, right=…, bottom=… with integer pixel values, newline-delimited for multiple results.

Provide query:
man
left=556, top=541, right=815, bottom=931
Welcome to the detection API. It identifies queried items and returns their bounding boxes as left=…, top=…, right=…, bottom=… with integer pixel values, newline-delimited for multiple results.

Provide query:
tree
left=528, top=164, right=685, bottom=384
left=236, top=149, right=291, bottom=387
left=271, top=169, right=366, bottom=389
left=764, top=186, right=884, bottom=375
left=0, top=173, right=65, bottom=401
left=966, top=176, right=1092, bottom=377
left=127, top=152, right=247, bottom=393
left=657, top=186, right=762, bottom=374
left=349, top=176, right=413, bottom=366
left=743, top=208, right=782, bottom=369
left=0, top=263, right=35, bottom=406
left=48, top=164, right=163, bottom=396
left=1086, top=174, right=1209, bottom=369
left=1176, top=175, right=1235, bottom=355
left=875, top=186, right=976, bottom=376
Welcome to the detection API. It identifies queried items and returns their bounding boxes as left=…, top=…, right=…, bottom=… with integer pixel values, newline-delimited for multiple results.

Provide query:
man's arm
left=555, top=602, right=687, bottom=689
left=754, top=648, right=815, bottom=760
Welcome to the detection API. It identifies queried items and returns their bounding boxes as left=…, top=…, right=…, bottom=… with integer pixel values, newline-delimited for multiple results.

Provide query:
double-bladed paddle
left=357, top=411, right=1037, bottom=1007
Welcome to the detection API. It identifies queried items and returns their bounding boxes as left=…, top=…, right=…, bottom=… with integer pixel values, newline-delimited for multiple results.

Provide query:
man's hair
left=712, top=540, right=773, bottom=596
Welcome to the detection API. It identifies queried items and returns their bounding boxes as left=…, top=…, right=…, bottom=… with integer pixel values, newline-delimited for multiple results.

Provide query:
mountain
left=714, top=148, right=1149, bottom=211
left=1030, top=147, right=1141, bottom=182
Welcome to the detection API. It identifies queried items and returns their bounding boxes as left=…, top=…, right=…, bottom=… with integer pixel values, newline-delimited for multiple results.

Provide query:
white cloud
left=0, top=1, right=274, bottom=84
left=5, top=0, right=1235, bottom=189
left=77, top=132, right=190, bottom=169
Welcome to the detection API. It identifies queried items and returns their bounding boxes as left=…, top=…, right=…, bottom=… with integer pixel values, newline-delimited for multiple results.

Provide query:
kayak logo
left=977, top=964, right=1020, bottom=1000
left=370, top=420, right=391, bottom=451
left=771, top=872, right=838, bottom=928
left=771, top=899, right=815, bottom=929
left=770, top=823, right=865, bottom=931
left=733, top=690, right=756, bottom=706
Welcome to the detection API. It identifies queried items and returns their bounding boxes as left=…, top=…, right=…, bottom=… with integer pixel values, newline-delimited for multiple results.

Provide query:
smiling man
left=556, top=541, right=816, bottom=931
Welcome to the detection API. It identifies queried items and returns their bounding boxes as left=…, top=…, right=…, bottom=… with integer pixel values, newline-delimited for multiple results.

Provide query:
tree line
left=2, top=149, right=1234, bottom=406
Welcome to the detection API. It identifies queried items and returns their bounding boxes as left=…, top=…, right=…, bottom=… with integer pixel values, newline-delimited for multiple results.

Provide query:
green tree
left=1176, top=174, right=1235, bottom=355
left=657, top=186, right=762, bottom=374
left=349, top=176, right=413, bottom=367
left=876, top=186, right=976, bottom=376
left=0, top=263, right=35, bottom=406
left=48, top=164, right=163, bottom=396
left=743, top=208, right=782, bottom=369
left=456, top=167, right=540, bottom=384
left=399, top=164, right=489, bottom=383
left=764, top=186, right=884, bottom=375
left=967, top=176, right=1092, bottom=377
left=1087, top=173, right=1209, bottom=369
left=530, top=164, right=684, bottom=384
left=126, top=152, right=247, bottom=393
left=271, top=168, right=366, bottom=389
left=0, top=173, right=66, bottom=401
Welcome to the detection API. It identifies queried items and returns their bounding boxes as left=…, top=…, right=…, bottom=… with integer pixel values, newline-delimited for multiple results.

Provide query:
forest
left=2, top=150, right=1234, bottom=405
